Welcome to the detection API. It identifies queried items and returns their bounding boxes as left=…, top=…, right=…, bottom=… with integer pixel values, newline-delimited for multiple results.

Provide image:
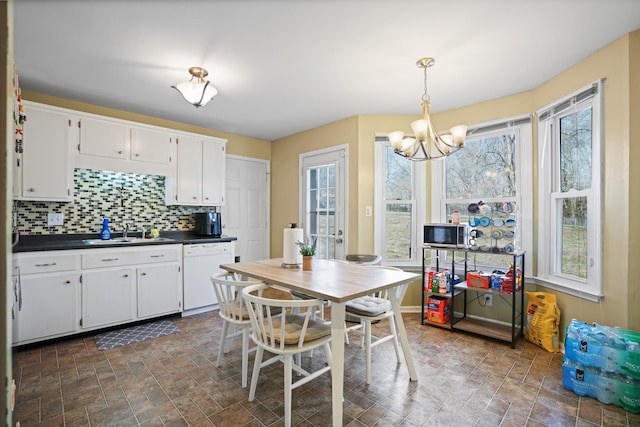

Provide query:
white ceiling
left=13, top=0, right=640, bottom=141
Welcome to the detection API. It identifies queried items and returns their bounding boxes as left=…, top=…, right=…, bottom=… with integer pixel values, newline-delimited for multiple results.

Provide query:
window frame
left=374, top=136, right=426, bottom=268
left=536, top=81, right=603, bottom=301
left=430, top=116, right=533, bottom=275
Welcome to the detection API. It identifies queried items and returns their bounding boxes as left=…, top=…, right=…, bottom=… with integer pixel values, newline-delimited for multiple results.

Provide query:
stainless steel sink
left=82, top=237, right=174, bottom=245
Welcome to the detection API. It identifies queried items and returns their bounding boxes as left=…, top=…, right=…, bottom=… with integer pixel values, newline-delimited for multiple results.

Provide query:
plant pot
left=302, top=255, right=313, bottom=271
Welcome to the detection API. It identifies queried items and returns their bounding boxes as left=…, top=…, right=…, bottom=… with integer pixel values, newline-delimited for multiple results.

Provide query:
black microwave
left=423, top=223, right=468, bottom=248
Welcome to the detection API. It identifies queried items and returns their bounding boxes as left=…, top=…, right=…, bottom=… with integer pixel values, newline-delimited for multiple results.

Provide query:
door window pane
left=306, top=165, right=335, bottom=259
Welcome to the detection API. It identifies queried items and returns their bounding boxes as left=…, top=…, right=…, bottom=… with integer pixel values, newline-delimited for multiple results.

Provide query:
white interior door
left=222, top=156, right=270, bottom=262
left=300, top=146, right=348, bottom=260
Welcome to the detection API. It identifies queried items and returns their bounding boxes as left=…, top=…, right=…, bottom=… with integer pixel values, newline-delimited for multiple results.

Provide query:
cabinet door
left=15, top=272, right=78, bottom=343
left=202, top=139, right=225, bottom=205
left=137, top=264, right=181, bottom=318
left=79, top=117, right=130, bottom=159
left=82, top=268, right=135, bottom=329
left=131, top=127, right=173, bottom=165
left=175, top=136, right=202, bottom=204
left=18, top=105, right=73, bottom=201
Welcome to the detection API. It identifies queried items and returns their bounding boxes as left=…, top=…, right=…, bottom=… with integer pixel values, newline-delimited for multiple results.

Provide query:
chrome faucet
left=123, top=223, right=129, bottom=240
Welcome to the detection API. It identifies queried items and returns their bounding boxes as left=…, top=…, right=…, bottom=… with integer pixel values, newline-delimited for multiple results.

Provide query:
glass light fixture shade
left=388, top=131, right=405, bottom=150
left=410, top=119, right=428, bottom=141
left=449, top=125, right=468, bottom=147
left=173, top=80, right=218, bottom=107
left=400, top=137, right=416, bottom=156
left=172, top=67, right=218, bottom=107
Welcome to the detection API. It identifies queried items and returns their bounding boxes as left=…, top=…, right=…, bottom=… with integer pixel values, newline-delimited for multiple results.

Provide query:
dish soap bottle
left=100, top=218, right=111, bottom=240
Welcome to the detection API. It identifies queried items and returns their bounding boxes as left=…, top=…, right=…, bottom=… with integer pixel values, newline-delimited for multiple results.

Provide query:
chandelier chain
left=422, top=66, right=430, bottom=103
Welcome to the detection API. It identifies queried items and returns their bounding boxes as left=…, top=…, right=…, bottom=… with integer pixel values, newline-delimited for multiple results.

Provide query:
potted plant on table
left=296, top=236, right=317, bottom=270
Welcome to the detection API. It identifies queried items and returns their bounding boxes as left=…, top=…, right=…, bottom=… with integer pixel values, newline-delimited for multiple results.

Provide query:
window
left=374, top=138, right=425, bottom=267
left=431, top=117, right=533, bottom=272
left=537, top=81, right=603, bottom=300
left=305, top=165, right=336, bottom=259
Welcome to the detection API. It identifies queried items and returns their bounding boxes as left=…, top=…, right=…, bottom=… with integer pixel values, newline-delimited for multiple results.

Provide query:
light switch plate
left=48, top=213, right=64, bottom=226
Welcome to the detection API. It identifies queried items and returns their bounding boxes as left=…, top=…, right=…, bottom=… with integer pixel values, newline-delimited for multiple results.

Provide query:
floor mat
left=94, top=319, right=180, bottom=350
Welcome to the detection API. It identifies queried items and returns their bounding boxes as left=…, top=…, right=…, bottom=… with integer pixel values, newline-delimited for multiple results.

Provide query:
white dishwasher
left=182, top=242, right=235, bottom=315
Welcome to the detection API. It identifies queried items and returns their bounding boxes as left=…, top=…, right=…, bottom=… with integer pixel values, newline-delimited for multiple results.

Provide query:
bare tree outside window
left=384, top=146, right=413, bottom=259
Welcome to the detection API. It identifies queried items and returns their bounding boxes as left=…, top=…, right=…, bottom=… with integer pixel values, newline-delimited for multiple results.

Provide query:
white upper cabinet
left=175, top=136, right=203, bottom=204
left=131, top=127, right=173, bottom=165
left=79, top=117, right=130, bottom=159
left=75, top=116, right=175, bottom=176
left=13, top=102, right=74, bottom=201
left=202, top=139, right=226, bottom=205
left=166, top=135, right=226, bottom=206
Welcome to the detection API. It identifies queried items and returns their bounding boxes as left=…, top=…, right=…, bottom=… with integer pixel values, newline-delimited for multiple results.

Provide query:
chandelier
left=388, top=58, right=467, bottom=161
left=172, top=67, right=218, bottom=108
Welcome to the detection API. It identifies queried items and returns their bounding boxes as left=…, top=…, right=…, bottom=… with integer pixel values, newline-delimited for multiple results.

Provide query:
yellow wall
left=270, top=117, right=359, bottom=256
left=271, top=31, right=639, bottom=332
left=629, top=30, right=640, bottom=330
left=20, top=91, right=271, bottom=160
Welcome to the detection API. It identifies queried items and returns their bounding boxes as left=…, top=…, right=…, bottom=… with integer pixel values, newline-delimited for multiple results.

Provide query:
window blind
left=537, top=81, right=601, bottom=122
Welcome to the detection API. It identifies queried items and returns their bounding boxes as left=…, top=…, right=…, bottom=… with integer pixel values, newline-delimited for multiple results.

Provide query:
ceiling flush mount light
left=388, top=58, right=467, bottom=161
left=172, top=66, right=218, bottom=108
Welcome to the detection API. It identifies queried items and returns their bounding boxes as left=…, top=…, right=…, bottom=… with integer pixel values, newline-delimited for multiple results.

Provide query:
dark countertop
left=12, top=231, right=237, bottom=253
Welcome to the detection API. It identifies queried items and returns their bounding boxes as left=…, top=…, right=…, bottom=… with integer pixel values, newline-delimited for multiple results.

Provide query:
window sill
left=530, top=276, right=602, bottom=303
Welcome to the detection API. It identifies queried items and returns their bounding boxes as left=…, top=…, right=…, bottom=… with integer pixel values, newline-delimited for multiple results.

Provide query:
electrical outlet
left=365, top=206, right=373, bottom=217
left=47, top=213, right=64, bottom=226
left=484, top=294, right=493, bottom=306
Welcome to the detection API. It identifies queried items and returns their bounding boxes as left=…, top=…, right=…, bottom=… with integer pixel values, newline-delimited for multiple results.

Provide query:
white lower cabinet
left=80, top=245, right=182, bottom=330
left=12, top=252, right=80, bottom=345
left=15, top=272, right=79, bottom=344
left=137, top=263, right=181, bottom=318
left=12, top=245, right=183, bottom=346
left=82, top=267, right=136, bottom=329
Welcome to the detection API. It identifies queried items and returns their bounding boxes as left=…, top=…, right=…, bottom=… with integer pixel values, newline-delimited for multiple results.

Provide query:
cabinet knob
left=65, top=280, right=71, bottom=284
left=205, top=197, right=209, bottom=200
left=123, top=274, right=129, bottom=278
left=141, top=272, right=146, bottom=276
left=28, top=187, right=35, bottom=192
left=193, top=196, right=197, bottom=200
left=135, top=153, right=139, bottom=157
left=118, top=150, right=123, bottom=154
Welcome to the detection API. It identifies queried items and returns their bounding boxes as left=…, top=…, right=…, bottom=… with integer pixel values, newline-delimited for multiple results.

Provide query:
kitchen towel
left=282, top=226, right=303, bottom=266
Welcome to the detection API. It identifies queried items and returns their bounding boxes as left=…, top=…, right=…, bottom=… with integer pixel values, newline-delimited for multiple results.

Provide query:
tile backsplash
left=14, top=168, right=216, bottom=235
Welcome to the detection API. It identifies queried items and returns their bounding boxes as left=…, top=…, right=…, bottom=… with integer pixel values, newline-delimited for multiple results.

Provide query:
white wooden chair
left=242, top=283, right=332, bottom=427
left=210, top=271, right=264, bottom=388
left=344, top=265, right=408, bottom=384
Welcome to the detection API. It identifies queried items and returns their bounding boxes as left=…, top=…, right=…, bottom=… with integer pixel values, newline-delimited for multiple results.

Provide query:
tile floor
left=12, top=311, right=640, bottom=426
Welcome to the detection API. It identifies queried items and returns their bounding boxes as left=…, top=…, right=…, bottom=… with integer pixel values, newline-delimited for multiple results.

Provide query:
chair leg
left=216, top=320, right=230, bottom=367
left=344, top=321, right=350, bottom=344
left=364, top=320, right=372, bottom=384
left=284, top=354, right=293, bottom=427
left=241, top=326, right=249, bottom=388
left=388, top=315, right=402, bottom=364
left=248, top=346, right=264, bottom=402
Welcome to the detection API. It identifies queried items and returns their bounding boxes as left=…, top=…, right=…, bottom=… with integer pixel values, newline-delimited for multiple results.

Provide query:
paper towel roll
left=283, top=227, right=303, bottom=266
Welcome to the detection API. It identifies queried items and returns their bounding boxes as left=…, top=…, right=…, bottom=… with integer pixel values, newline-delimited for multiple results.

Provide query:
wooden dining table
left=220, top=257, right=420, bottom=426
